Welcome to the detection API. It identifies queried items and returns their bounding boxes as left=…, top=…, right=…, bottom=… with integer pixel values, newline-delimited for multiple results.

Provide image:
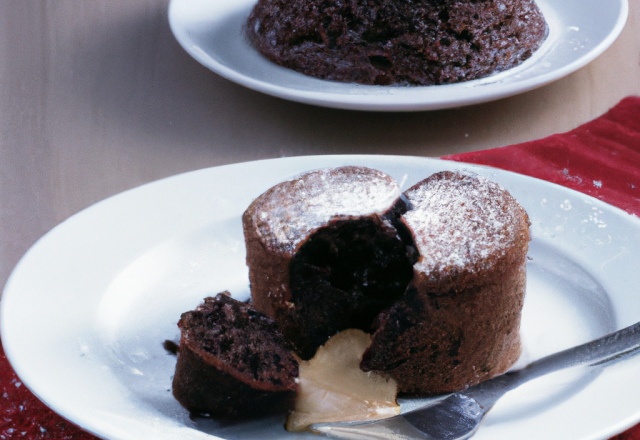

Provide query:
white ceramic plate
left=3, top=155, right=640, bottom=440
left=168, top=0, right=627, bottom=111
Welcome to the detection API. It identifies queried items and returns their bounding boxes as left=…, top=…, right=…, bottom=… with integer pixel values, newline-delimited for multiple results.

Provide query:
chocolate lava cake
left=246, top=0, right=547, bottom=85
left=172, top=293, right=299, bottom=417
left=243, top=168, right=530, bottom=394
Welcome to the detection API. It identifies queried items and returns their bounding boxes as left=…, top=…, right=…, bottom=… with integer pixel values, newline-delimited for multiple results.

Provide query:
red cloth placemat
left=444, top=96, right=640, bottom=440
left=0, top=343, right=97, bottom=439
left=443, top=96, right=640, bottom=219
left=1, top=97, right=640, bottom=439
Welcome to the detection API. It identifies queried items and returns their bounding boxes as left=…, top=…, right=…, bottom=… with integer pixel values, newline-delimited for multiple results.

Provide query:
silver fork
left=310, top=321, right=640, bottom=440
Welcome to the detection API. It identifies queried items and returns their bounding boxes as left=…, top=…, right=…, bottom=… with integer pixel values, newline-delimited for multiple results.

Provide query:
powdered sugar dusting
left=250, top=167, right=401, bottom=253
left=404, top=171, right=525, bottom=279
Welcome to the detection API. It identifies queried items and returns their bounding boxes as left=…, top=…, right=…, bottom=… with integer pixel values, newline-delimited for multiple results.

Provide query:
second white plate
left=3, top=156, right=640, bottom=440
left=168, top=0, right=628, bottom=111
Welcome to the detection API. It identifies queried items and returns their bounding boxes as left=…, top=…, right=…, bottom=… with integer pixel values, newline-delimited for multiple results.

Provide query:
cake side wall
left=362, top=245, right=528, bottom=395
left=242, top=209, right=305, bottom=350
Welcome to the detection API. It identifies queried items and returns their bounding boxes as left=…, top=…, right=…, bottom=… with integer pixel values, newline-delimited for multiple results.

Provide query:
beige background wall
left=1, top=0, right=640, bottom=294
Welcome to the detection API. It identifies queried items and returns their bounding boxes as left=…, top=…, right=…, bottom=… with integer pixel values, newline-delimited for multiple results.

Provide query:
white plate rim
left=167, top=0, right=628, bottom=111
left=3, top=154, right=640, bottom=440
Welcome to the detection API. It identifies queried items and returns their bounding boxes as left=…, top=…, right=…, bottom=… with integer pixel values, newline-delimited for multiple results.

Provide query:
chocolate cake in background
left=247, top=0, right=547, bottom=85
left=171, top=293, right=299, bottom=418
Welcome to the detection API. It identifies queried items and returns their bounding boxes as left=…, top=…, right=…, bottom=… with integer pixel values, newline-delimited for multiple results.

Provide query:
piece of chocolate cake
left=247, top=0, right=547, bottom=85
left=361, top=171, right=530, bottom=393
left=243, top=166, right=417, bottom=360
left=172, top=293, right=299, bottom=417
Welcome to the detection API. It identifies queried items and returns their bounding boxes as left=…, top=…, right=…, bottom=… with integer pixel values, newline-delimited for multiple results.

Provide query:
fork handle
left=523, top=321, right=640, bottom=380
left=467, top=321, right=640, bottom=408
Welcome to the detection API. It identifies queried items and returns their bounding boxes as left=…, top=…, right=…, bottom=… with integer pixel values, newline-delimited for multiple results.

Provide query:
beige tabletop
left=1, top=0, right=639, bottom=295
